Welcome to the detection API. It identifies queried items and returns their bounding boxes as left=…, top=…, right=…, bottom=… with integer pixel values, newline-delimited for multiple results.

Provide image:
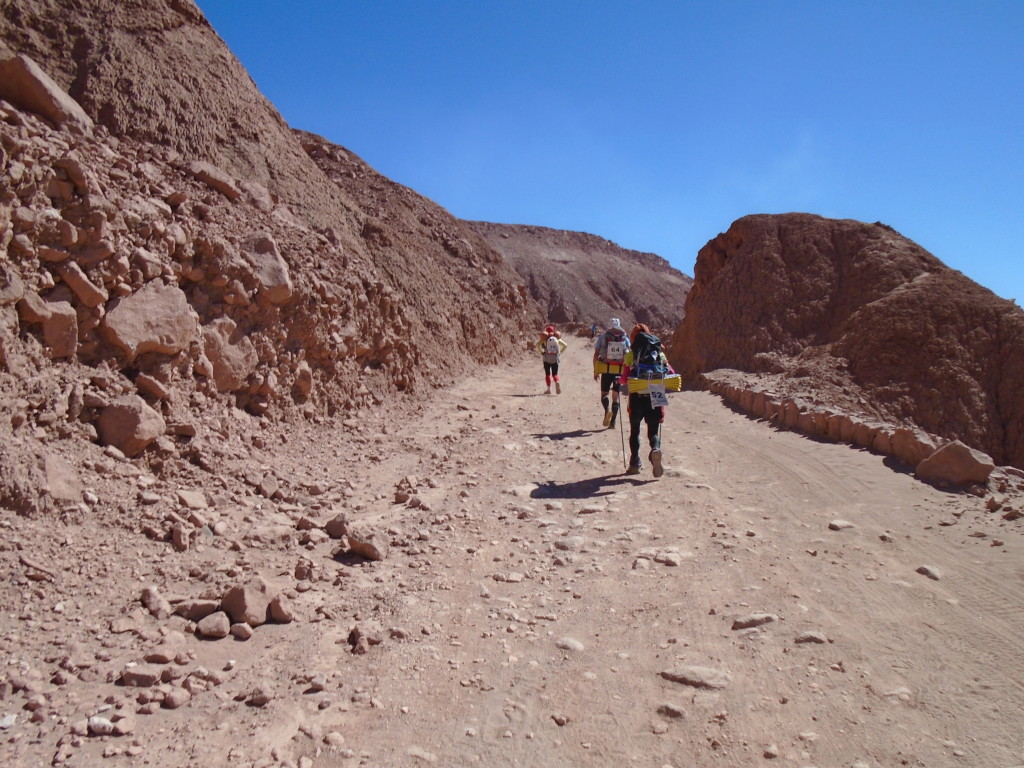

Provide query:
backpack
left=630, top=331, right=666, bottom=375
left=598, top=328, right=627, bottom=364
left=544, top=336, right=560, bottom=357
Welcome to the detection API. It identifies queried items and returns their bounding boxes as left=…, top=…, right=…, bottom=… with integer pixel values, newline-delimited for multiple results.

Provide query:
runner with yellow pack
left=618, top=323, right=680, bottom=477
left=592, top=318, right=629, bottom=429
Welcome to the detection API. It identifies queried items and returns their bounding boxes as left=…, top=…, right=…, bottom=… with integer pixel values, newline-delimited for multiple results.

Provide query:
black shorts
left=599, top=372, right=621, bottom=394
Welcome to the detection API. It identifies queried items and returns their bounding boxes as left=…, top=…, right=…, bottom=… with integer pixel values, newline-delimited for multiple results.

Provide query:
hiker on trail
left=590, top=323, right=598, bottom=338
left=535, top=324, right=568, bottom=395
left=592, top=318, right=629, bottom=428
left=618, top=323, right=674, bottom=477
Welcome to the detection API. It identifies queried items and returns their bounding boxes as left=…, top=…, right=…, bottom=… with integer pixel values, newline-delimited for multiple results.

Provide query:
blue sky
left=195, top=1, right=1023, bottom=305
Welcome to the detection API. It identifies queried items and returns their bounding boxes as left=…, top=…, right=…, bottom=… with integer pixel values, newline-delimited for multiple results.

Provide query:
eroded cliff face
left=670, top=213, right=1024, bottom=468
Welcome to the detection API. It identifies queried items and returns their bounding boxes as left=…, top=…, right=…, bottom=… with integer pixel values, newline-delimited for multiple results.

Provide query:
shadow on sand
left=530, top=474, right=652, bottom=500
left=531, top=429, right=605, bottom=441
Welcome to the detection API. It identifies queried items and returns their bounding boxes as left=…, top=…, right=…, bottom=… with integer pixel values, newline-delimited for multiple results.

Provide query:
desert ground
left=2, top=335, right=1022, bottom=768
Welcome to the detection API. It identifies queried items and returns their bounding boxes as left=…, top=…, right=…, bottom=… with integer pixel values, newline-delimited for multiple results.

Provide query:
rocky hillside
left=467, top=221, right=692, bottom=335
left=670, top=213, right=1024, bottom=469
left=0, top=0, right=543, bottom=516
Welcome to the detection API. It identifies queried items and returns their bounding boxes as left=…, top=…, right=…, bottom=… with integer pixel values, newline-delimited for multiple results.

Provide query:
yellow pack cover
left=593, top=360, right=625, bottom=375
left=627, top=374, right=682, bottom=394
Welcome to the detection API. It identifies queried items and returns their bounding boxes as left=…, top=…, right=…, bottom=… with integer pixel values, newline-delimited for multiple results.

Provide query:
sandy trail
left=281, top=335, right=1022, bottom=767
left=3, top=336, right=1021, bottom=768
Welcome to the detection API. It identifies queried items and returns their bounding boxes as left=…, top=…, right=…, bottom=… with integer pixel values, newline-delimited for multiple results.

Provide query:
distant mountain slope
left=671, top=213, right=1024, bottom=468
left=467, top=221, right=692, bottom=335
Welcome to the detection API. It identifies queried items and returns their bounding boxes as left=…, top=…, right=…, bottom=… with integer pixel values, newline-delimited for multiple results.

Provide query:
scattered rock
left=346, top=526, right=389, bottom=561
left=555, top=637, right=585, bottom=652
left=794, top=631, right=829, bottom=644
left=97, top=396, right=166, bottom=457
left=828, top=519, right=855, bottom=531
left=731, top=613, right=778, bottom=630
left=656, top=703, right=686, bottom=719
left=660, top=666, right=731, bottom=690
left=195, top=611, right=231, bottom=639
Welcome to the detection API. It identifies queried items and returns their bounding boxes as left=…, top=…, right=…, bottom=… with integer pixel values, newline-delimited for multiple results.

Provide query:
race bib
left=605, top=341, right=625, bottom=363
left=648, top=383, right=668, bottom=408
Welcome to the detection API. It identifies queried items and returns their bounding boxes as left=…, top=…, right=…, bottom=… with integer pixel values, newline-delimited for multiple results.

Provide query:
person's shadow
left=530, top=473, right=653, bottom=499
left=531, top=429, right=604, bottom=441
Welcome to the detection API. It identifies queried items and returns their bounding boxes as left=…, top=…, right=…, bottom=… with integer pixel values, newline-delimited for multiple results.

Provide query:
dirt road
left=3, top=335, right=1021, bottom=768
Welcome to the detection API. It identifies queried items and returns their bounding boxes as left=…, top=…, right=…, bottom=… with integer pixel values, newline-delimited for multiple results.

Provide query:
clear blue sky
left=195, top=0, right=1023, bottom=305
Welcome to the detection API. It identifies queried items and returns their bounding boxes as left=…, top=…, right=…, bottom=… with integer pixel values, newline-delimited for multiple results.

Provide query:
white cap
left=609, top=318, right=621, bottom=329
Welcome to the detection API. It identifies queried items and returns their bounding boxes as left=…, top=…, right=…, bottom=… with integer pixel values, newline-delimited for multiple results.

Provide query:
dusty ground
left=2, top=335, right=1022, bottom=768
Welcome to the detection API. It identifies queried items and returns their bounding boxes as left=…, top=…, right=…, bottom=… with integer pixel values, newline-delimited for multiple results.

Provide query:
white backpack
left=544, top=336, right=560, bottom=356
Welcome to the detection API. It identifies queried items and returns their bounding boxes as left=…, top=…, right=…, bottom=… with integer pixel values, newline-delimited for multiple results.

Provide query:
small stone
left=113, top=715, right=136, bottom=736
left=555, top=637, right=584, bottom=652
left=660, top=666, right=731, bottom=690
left=196, top=611, right=231, bottom=639
left=554, top=536, right=585, bottom=551
left=268, top=594, right=294, bottom=623
left=829, top=519, right=855, bottom=531
left=656, top=703, right=685, bottom=719
left=794, top=631, right=829, bottom=644
left=162, top=688, right=191, bottom=709
left=551, top=713, right=569, bottom=726
left=248, top=684, right=272, bottom=707
left=120, top=664, right=163, bottom=687
left=88, top=716, right=114, bottom=736
left=916, top=565, right=941, bottom=581
left=731, top=613, right=778, bottom=630
left=324, top=732, right=345, bottom=747
left=407, top=746, right=438, bottom=763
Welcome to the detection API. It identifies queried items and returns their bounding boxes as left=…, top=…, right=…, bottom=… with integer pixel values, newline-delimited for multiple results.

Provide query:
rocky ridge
left=468, top=220, right=693, bottom=335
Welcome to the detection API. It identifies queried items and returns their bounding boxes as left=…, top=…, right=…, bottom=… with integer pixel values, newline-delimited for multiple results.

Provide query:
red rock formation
left=671, top=213, right=1024, bottom=468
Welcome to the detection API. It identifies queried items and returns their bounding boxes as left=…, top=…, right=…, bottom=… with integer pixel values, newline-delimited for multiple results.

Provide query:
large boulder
left=96, top=395, right=166, bottom=457
left=202, top=317, right=258, bottom=392
left=16, top=293, right=78, bottom=358
left=0, top=52, right=93, bottom=131
left=221, top=579, right=275, bottom=628
left=916, top=440, right=995, bottom=485
left=42, top=453, right=82, bottom=502
left=101, top=283, right=198, bottom=362
left=241, top=233, right=292, bottom=305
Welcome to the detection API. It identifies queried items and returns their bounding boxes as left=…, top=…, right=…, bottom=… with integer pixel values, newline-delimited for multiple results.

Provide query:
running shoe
left=649, top=449, right=664, bottom=478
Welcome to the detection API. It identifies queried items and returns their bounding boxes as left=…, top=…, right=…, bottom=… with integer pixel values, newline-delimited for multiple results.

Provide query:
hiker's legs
left=543, top=362, right=554, bottom=391
left=599, top=374, right=615, bottom=412
left=609, top=381, right=620, bottom=427
left=627, top=394, right=643, bottom=462
left=646, top=412, right=660, bottom=450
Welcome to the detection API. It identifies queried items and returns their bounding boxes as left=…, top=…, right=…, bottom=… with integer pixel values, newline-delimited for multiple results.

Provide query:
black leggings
left=627, top=393, right=662, bottom=459
left=543, top=361, right=559, bottom=377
